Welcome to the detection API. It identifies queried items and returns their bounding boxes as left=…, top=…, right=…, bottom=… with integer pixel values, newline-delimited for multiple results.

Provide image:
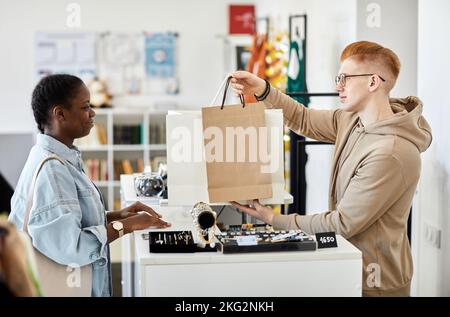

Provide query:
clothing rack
left=289, top=15, right=307, bottom=79
left=285, top=14, right=338, bottom=215
left=296, top=140, right=333, bottom=217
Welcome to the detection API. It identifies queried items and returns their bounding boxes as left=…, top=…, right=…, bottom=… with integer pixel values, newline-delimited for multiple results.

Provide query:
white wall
left=0, top=134, right=35, bottom=187
left=356, top=0, right=418, bottom=97
left=0, top=0, right=356, bottom=214
left=0, top=0, right=257, bottom=133
left=414, top=0, right=450, bottom=296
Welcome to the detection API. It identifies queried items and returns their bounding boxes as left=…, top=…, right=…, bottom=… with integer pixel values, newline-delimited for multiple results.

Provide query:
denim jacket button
left=90, top=251, right=99, bottom=260
left=98, top=258, right=106, bottom=266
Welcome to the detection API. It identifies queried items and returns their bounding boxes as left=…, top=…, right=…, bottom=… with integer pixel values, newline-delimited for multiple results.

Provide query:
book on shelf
left=149, top=123, right=166, bottom=144
left=137, top=159, right=144, bottom=173
left=114, top=159, right=144, bottom=180
left=114, top=199, right=121, bottom=211
left=75, top=123, right=107, bottom=147
left=83, top=159, right=108, bottom=181
left=96, top=124, right=107, bottom=145
left=122, top=160, right=133, bottom=175
left=113, top=124, right=143, bottom=144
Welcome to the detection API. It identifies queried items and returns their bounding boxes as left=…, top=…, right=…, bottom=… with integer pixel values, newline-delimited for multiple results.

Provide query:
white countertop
left=131, top=205, right=362, bottom=266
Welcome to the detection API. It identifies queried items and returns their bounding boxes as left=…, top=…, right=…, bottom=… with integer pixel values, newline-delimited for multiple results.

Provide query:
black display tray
left=149, top=231, right=217, bottom=253
left=215, top=229, right=317, bottom=254
left=217, top=239, right=317, bottom=254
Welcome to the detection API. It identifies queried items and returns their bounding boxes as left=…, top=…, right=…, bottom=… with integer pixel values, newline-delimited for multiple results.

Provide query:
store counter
left=119, top=175, right=362, bottom=297
left=119, top=206, right=362, bottom=297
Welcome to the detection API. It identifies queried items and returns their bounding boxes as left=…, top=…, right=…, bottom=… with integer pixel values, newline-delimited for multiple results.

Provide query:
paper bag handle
left=210, top=75, right=245, bottom=110
left=220, top=76, right=245, bottom=110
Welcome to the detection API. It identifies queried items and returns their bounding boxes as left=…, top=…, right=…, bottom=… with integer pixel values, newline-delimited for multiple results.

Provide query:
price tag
left=236, top=235, right=258, bottom=246
left=315, top=232, right=338, bottom=249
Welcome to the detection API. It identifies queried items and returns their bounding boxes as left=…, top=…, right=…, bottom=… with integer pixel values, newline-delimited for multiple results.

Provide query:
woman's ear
left=52, top=105, right=66, bottom=122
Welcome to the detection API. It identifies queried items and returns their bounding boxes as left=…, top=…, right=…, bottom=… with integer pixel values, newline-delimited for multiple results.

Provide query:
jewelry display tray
left=148, top=231, right=217, bottom=253
left=216, top=230, right=317, bottom=254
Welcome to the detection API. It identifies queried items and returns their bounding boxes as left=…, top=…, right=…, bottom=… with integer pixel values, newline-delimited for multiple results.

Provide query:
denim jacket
left=9, top=134, right=111, bottom=297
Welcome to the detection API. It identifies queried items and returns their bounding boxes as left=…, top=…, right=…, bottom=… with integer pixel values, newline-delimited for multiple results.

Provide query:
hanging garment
left=245, top=33, right=267, bottom=103
left=287, top=38, right=309, bottom=105
left=286, top=38, right=310, bottom=214
left=247, top=33, right=267, bottom=77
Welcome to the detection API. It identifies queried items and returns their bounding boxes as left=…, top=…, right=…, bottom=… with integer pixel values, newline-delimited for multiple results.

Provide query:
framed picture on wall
left=236, top=46, right=251, bottom=71
left=229, top=5, right=255, bottom=35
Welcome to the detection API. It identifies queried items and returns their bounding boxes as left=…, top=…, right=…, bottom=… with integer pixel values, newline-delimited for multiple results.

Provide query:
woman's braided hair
left=31, top=74, right=83, bottom=133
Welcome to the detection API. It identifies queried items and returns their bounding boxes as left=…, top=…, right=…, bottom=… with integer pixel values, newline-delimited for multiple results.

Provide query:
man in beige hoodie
left=230, top=41, right=432, bottom=296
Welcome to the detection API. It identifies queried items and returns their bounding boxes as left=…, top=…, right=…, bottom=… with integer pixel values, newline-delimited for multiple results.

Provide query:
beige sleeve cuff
left=272, top=214, right=301, bottom=230
left=263, top=85, right=281, bottom=109
left=272, top=213, right=316, bottom=235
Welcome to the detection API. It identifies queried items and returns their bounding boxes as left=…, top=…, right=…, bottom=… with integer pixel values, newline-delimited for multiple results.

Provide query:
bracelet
left=254, top=79, right=271, bottom=101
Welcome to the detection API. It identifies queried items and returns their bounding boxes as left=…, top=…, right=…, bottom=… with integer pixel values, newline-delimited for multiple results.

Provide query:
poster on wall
left=145, top=32, right=179, bottom=94
left=236, top=46, right=251, bottom=70
left=97, top=32, right=145, bottom=95
left=229, top=5, right=255, bottom=35
left=144, top=32, right=179, bottom=94
left=144, top=32, right=176, bottom=77
left=35, top=31, right=179, bottom=97
left=35, top=32, right=97, bottom=82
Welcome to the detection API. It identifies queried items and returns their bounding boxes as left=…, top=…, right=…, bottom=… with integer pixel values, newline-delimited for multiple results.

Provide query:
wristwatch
left=112, top=221, right=124, bottom=238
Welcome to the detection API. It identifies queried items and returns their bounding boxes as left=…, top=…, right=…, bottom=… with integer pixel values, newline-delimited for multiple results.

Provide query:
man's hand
left=107, top=201, right=162, bottom=223
left=230, top=200, right=275, bottom=225
left=230, top=71, right=266, bottom=97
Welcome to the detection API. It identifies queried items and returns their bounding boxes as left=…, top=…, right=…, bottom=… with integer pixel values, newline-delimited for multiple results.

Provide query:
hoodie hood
left=364, top=96, right=432, bottom=152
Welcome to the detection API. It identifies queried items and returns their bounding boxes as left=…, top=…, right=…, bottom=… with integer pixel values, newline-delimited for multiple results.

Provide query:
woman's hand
left=106, top=202, right=170, bottom=242
left=107, top=201, right=162, bottom=223
left=230, top=200, right=275, bottom=225
left=230, top=71, right=266, bottom=97
left=125, top=212, right=171, bottom=232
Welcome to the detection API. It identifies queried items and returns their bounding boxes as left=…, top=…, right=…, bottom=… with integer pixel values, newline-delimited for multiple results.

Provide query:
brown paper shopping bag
left=201, top=76, right=273, bottom=203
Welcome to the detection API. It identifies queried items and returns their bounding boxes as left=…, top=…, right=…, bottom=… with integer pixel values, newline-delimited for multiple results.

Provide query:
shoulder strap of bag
left=22, top=155, right=65, bottom=234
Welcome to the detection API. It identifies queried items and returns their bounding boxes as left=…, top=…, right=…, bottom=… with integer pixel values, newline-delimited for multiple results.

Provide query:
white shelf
left=78, top=144, right=166, bottom=151
left=78, top=145, right=109, bottom=151
left=77, top=108, right=167, bottom=210
left=113, top=144, right=146, bottom=151
left=93, top=181, right=110, bottom=187
left=149, top=144, right=167, bottom=151
left=91, top=108, right=112, bottom=115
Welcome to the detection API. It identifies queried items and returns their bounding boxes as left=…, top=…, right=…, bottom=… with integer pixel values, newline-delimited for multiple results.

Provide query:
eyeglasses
left=335, top=73, right=386, bottom=87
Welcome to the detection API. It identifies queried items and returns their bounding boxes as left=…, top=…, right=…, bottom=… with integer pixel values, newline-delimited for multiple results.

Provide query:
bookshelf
left=75, top=108, right=167, bottom=210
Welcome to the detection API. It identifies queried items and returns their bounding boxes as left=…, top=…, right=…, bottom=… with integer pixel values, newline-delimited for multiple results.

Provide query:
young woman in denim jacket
left=9, top=74, right=171, bottom=297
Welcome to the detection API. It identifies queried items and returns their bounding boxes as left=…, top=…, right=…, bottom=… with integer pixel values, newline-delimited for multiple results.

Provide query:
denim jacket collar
left=36, top=134, right=82, bottom=169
